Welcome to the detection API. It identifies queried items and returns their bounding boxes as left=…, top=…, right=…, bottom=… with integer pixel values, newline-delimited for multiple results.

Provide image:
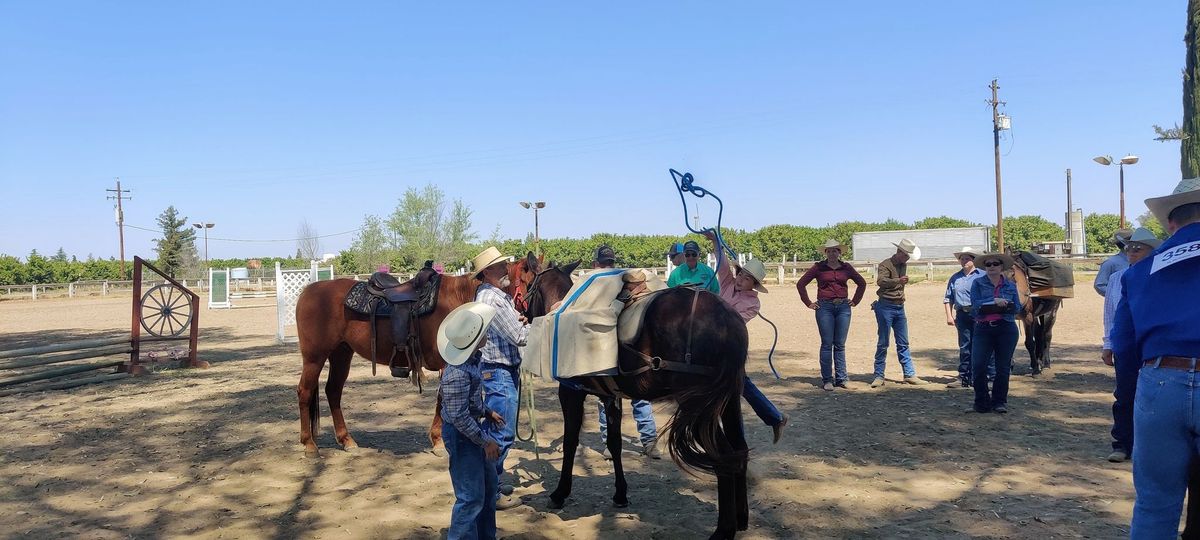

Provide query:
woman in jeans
left=797, top=239, right=867, bottom=391
left=968, top=252, right=1024, bottom=414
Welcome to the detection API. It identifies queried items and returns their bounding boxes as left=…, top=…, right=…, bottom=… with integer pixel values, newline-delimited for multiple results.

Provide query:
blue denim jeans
left=971, top=321, right=1017, bottom=410
left=815, top=300, right=852, bottom=384
left=743, top=376, right=784, bottom=426
left=1130, top=362, right=1200, bottom=538
left=873, top=301, right=915, bottom=378
left=443, top=422, right=498, bottom=540
left=481, top=364, right=518, bottom=487
left=1111, top=355, right=1138, bottom=454
left=598, top=399, right=657, bottom=446
left=954, top=309, right=995, bottom=383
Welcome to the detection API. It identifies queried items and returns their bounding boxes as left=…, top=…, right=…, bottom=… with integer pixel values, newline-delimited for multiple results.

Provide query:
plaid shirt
left=439, top=354, right=491, bottom=447
left=476, top=283, right=529, bottom=367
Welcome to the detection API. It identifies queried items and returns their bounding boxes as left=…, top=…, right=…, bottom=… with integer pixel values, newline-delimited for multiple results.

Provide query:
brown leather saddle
left=343, top=261, right=441, bottom=379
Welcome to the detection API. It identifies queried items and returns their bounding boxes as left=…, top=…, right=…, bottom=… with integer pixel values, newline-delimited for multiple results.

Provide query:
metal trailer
left=851, top=227, right=992, bottom=262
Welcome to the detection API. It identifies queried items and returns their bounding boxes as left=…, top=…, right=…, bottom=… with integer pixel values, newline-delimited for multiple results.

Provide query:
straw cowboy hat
left=821, top=239, right=847, bottom=252
left=471, top=246, right=513, bottom=278
left=733, top=258, right=769, bottom=293
left=1127, top=227, right=1163, bottom=249
left=975, top=252, right=1015, bottom=270
left=437, top=302, right=497, bottom=366
left=952, top=246, right=981, bottom=259
left=892, top=238, right=922, bottom=261
left=1146, top=177, right=1200, bottom=228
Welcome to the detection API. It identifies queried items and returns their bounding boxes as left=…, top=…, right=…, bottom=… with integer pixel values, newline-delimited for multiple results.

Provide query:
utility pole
left=989, top=79, right=1007, bottom=252
left=106, top=178, right=131, bottom=277
left=1065, top=168, right=1072, bottom=244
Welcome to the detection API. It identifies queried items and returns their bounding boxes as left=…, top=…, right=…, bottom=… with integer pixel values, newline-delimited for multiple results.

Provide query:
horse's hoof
left=547, top=497, right=566, bottom=510
left=429, top=446, right=446, bottom=458
left=304, top=448, right=320, bottom=459
left=612, top=499, right=629, bottom=509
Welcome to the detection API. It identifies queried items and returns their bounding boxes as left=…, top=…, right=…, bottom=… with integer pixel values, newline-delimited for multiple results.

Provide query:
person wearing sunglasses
left=666, top=239, right=720, bottom=294
left=797, top=239, right=867, bottom=391
left=967, top=252, right=1024, bottom=414
left=1100, top=228, right=1160, bottom=463
left=942, top=247, right=995, bottom=389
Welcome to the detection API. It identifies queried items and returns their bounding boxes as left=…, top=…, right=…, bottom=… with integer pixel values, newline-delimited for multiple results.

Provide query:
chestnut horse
left=294, top=272, right=479, bottom=458
left=521, top=256, right=750, bottom=539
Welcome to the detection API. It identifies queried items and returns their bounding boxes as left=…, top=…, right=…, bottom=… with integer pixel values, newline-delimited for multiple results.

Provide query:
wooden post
left=103, top=281, right=109, bottom=296
left=31, top=284, right=37, bottom=301
left=69, top=283, right=75, bottom=298
left=777, top=261, right=784, bottom=285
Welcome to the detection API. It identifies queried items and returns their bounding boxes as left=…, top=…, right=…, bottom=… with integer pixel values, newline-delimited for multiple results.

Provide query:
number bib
left=1150, top=239, right=1200, bottom=274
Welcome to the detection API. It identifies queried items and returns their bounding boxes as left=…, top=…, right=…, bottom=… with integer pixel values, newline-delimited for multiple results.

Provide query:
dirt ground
left=0, top=277, right=1143, bottom=539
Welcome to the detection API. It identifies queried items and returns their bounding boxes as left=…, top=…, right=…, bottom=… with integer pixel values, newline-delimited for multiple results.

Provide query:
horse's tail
left=663, top=293, right=748, bottom=476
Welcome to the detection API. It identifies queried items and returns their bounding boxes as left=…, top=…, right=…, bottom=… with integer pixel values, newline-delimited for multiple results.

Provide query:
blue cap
left=667, top=242, right=685, bottom=256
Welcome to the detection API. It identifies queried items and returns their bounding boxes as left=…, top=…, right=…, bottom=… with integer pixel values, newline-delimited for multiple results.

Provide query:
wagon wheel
left=139, top=284, right=194, bottom=337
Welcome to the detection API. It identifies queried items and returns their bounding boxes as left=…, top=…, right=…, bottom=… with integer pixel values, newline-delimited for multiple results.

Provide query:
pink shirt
left=717, top=259, right=760, bottom=323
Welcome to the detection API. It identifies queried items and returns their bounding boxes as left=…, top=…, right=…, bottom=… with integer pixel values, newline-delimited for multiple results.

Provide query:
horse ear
left=525, top=251, right=539, bottom=272
left=562, top=260, right=582, bottom=274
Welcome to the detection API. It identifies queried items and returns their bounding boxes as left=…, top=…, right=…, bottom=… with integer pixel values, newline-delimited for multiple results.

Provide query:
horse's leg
left=603, top=397, right=629, bottom=508
left=325, top=343, right=358, bottom=451
left=722, top=396, right=749, bottom=531
left=1041, top=309, right=1057, bottom=370
left=297, top=347, right=328, bottom=458
left=548, top=385, right=586, bottom=509
left=429, top=382, right=446, bottom=456
left=1024, top=321, right=1039, bottom=375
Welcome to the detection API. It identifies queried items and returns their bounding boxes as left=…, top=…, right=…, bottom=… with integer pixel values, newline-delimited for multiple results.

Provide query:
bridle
left=519, top=267, right=556, bottom=319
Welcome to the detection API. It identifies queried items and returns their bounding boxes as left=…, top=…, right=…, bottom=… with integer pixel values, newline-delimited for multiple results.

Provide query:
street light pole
left=1093, top=154, right=1138, bottom=229
left=193, top=222, right=215, bottom=267
left=518, top=202, right=546, bottom=254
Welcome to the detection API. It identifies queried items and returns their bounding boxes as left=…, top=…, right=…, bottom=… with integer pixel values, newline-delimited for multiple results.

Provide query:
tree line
left=0, top=183, right=1156, bottom=285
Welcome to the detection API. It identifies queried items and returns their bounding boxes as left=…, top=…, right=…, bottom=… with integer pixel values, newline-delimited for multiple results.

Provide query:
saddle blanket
left=521, top=268, right=667, bottom=379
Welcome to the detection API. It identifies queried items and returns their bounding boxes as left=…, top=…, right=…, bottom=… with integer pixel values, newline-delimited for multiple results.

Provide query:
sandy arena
left=0, top=278, right=1139, bottom=539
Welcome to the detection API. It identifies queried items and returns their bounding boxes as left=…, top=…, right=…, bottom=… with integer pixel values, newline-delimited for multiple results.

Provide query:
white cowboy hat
left=437, top=302, right=497, bottom=366
left=892, top=238, right=922, bottom=261
left=821, top=239, right=847, bottom=253
left=732, top=258, right=769, bottom=293
left=471, top=246, right=513, bottom=278
left=1127, top=227, right=1162, bottom=249
left=952, top=246, right=981, bottom=259
left=975, top=252, right=1015, bottom=270
left=1146, top=177, right=1200, bottom=228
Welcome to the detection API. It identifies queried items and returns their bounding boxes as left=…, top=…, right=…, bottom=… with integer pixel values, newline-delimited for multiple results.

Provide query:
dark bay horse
left=1011, top=261, right=1062, bottom=375
left=294, top=272, right=479, bottom=457
left=521, top=257, right=751, bottom=539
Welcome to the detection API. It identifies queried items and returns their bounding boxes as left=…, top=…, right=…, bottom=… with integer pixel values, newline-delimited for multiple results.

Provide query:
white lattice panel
left=276, top=262, right=317, bottom=343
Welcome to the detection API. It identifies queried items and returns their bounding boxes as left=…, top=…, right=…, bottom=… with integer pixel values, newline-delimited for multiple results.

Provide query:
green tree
left=1136, top=210, right=1168, bottom=239
left=0, top=255, right=27, bottom=285
left=1155, top=0, right=1200, bottom=177
left=386, top=184, right=477, bottom=271
left=348, top=214, right=391, bottom=273
left=912, top=216, right=979, bottom=229
left=25, top=250, right=52, bottom=283
left=153, top=206, right=198, bottom=278
left=1001, top=215, right=1065, bottom=252
left=1084, top=213, right=1123, bottom=254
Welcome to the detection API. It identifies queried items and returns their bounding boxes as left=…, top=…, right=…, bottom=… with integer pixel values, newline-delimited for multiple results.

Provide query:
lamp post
left=192, top=222, right=215, bottom=267
left=518, top=201, right=545, bottom=253
left=1093, top=154, right=1139, bottom=229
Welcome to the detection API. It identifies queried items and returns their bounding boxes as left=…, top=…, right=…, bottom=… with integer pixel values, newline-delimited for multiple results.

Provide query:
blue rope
left=668, top=169, right=781, bottom=379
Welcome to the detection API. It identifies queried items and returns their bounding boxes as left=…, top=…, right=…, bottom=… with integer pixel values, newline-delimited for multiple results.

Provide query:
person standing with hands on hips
left=797, top=239, right=867, bottom=390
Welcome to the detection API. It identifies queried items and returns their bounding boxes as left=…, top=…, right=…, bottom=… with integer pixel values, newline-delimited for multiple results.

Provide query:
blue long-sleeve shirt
left=1094, top=252, right=1129, bottom=297
left=439, top=354, right=494, bottom=447
left=1111, top=222, right=1200, bottom=371
left=944, top=268, right=983, bottom=308
left=969, top=274, right=1023, bottom=322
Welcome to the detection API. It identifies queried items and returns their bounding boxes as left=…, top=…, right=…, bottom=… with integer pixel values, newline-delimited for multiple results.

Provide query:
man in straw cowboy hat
left=870, top=238, right=928, bottom=387
left=437, top=302, right=505, bottom=539
left=471, top=246, right=530, bottom=510
left=943, top=246, right=994, bottom=388
left=1111, top=177, right=1200, bottom=537
left=704, top=230, right=788, bottom=443
left=1095, top=228, right=1134, bottom=297
left=1100, top=228, right=1161, bottom=464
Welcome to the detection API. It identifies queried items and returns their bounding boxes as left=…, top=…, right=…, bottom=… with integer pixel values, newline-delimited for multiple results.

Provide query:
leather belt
left=879, top=298, right=904, bottom=305
left=821, top=298, right=849, bottom=304
left=1144, top=356, right=1200, bottom=370
left=956, top=305, right=971, bottom=313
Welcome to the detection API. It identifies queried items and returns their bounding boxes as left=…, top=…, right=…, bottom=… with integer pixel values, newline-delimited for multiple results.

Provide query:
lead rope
left=670, top=168, right=782, bottom=379
left=514, top=370, right=540, bottom=461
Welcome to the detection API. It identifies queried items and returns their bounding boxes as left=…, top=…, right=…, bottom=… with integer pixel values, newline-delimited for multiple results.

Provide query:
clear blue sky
left=0, top=2, right=1188, bottom=260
